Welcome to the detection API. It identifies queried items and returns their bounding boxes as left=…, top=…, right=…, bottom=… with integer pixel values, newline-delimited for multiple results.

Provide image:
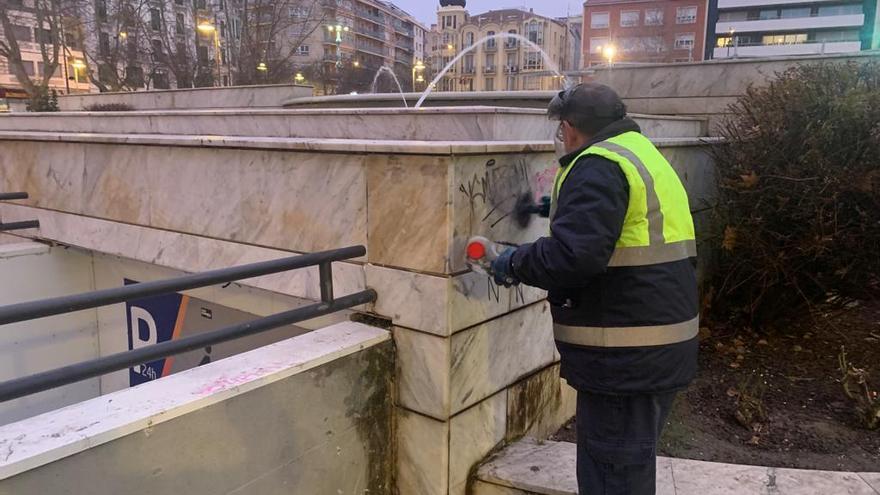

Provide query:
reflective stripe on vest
left=551, top=131, right=696, bottom=267
left=553, top=316, right=699, bottom=347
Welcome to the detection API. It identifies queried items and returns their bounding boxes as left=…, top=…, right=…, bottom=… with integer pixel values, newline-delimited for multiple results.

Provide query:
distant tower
left=439, top=0, right=466, bottom=6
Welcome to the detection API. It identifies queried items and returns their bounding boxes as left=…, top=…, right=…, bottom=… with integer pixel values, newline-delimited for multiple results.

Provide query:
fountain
left=414, top=33, right=571, bottom=109
left=370, top=66, right=408, bottom=108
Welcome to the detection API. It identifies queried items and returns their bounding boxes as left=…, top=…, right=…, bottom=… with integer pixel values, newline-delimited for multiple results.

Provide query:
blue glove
left=491, top=247, right=519, bottom=287
left=537, top=196, right=551, bottom=218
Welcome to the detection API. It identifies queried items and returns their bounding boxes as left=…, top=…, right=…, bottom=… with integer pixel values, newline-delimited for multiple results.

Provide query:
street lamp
left=412, top=59, right=425, bottom=91
left=328, top=24, right=349, bottom=69
left=353, top=60, right=360, bottom=68
left=119, top=31, right=128, bottom=40
left=602, top=45, right=616, bottom=67
left=295, top=72, right=305, bottom=84
left=257, top=62, right=268, bottom=72
left=197, top=21, right=223, bottom=86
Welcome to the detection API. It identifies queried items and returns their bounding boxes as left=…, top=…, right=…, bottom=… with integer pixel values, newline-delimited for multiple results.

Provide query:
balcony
left=355, top=40, right=388, bottom=57
left=394, top=38, right=414, bottom=51
left=355, top=25, right=385, bottom=41
left=505, top=41, right=519, bottom=50
left=393, top=23, right=414, bottom=36
left=356, top=8, right=385, bottom=25
left=503, top=65, right=519, bottom=73
left=462, top=66, right=476, bottom=75
left=716, top=14, right=865, bottom=34
left=484, top=66, right=496, bottom=74
left=719, top=0, right=841, bottom=8
left=484, top=43, right=497, bottom=52
left=713, top=40, right=861, bottom=58
left=394, top=51, right=411, bottom=64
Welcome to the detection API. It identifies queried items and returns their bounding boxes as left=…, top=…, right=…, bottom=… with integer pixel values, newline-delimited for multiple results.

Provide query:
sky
left=393, top=1, right=582, bottom=27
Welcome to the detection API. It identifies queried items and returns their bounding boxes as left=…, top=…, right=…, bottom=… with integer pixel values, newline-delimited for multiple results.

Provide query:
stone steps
left=474, top=438, right=880, bottom=495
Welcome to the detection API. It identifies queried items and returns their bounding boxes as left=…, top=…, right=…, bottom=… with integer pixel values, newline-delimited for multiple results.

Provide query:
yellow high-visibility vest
left=551, top=131, right=696, bottom=267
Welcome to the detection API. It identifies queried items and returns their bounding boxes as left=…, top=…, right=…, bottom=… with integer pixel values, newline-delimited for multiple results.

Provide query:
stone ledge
left=475, top=438, right=880, bottom=495
left=0, top=322, right=390, bottom=481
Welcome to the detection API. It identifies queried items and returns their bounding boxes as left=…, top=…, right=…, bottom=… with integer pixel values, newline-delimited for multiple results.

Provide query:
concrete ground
left=474, top=438, right=880, bottom=495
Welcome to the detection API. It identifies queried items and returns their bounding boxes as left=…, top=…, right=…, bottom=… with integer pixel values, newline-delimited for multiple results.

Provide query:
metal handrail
left=0, top=245, right=375, bottom=403
left=0, top=246, right=364, bottom=325
left=0, top=192, right=28, bottom=201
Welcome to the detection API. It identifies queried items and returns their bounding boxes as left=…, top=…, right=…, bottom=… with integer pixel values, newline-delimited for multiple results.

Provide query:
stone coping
left=0, top=242, right=50, bottom=259
left=0, top=322, right=390, bottom=480
left=56, top=82, right=313, bottom=98
left=476, top=438, right=880, bottom=495
left=0, top=105, right=546, bottom=118
left=0, top=131, right=720, bottom=155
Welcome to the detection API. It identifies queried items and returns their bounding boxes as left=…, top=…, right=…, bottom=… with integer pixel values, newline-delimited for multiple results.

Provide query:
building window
left=95, top=0, right=107, bottom=22
left=762, top=33, right=807, bottom=45
left=485, top=77, right=494, bottom=91
left=12, top=25, right=32, bottom=42
left=527, top=21, right=542, bottom=44
left=37, top=61, right=61, bottom=77
left=99, top=32, right=110, bottom=56
left=591, top=12, right=610, bottom=28
left=506, top=29, right=518, bottom=48
left=486, top=30, right=496, bottom=48
left=150, top=9, right=161, bottom=31
left=620, top=11, right=640, bottom=27
left=176, top=13, right=185, bottom=34
left=21, top=60, right=36, bottom=76
left=197, top=45, right=208, bottom=63
left=153, top=70, right=170, bottom=89
left=289, top=6, right=309, bottom=18
left=676, top=6, right=697, bottom=24
left=590, top=37, right=610, bottom=53
left=485, top=53, right=495, bottom=69
left=524, top=51, right=542, bottom=69
left=195, top=0, right=206, bottom=9
left=125, top=65, right=144, bottom=87
left=645, top=8, right=664, bottom=25
left=674, top=33, right=695, bottom=49
left=464, top=31, right=474, bottom=47
left=296, top=45, right=310, bottom=56
left=506, top=52, right=517, bottom=68
left=817, top=4, right=862, bottom=16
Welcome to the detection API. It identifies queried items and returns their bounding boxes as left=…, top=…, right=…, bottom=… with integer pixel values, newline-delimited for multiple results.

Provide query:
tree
left=66, top=0, right=152, bottom=92
left=0, top=0, right=67, bottom=100
left=232, top=0, right=327, bottom=85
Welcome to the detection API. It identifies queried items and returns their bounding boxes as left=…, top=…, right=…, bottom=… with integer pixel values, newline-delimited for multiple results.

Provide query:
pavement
left=474, top=438, right=880, bottom=495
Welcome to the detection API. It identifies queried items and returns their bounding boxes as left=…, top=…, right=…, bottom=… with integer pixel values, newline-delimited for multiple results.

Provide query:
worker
left=486, top=83, right=699, bottom=494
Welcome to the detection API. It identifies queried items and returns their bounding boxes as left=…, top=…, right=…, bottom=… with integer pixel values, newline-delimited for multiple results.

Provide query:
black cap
left=547, top=83, right=626, bottom=123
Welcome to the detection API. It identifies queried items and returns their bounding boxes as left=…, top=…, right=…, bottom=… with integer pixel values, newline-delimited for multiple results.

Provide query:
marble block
left=449, top=390, right=508, bottom=495
left=0, top=141, right=85, bottom=213
left=505, top=364, right=576, bottom=442
left=366, top=264, right=545, bottom=337
left=366, top=154, right=452, bottom=273
left=397, top=409, right=450, bottom=495
left=395, top=302, right=556, bottom=419
left=450, top=153, right=557, bottom=273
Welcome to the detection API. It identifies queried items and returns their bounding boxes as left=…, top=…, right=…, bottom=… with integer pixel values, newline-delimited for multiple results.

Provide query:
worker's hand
left=537, top=196, right=551, bottom=218
left=491, top=247, right=519, bottom=288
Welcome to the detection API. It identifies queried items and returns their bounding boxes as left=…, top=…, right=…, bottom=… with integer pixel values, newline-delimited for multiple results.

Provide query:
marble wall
left=57, top=84, right=314, bottom=111
left=0, top=130, right=716, bottom=494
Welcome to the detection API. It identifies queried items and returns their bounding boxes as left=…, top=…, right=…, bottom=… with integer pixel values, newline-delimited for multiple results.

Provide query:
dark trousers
left=576, top=390, right=677, bottom=495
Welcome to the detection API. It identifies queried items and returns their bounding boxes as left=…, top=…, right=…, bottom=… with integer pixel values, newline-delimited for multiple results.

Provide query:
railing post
left=0, top=220, right=39, bottom=232
left=319, top=262, right=334, bottom=303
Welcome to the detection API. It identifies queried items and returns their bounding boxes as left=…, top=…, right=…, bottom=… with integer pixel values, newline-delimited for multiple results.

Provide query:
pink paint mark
left=532, top=167, right=558, bottom=197
left=192, top=364, right=286, bottom=396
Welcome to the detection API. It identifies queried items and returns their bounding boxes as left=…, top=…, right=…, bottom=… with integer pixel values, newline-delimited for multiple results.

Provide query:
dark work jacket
left=510, top=118, right=698, bottom=395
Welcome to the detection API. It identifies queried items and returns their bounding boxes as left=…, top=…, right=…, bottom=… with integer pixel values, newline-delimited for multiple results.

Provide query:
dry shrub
left=709, top=61, right=880, bottom=326
left=84, top=102, right=135, bottom=111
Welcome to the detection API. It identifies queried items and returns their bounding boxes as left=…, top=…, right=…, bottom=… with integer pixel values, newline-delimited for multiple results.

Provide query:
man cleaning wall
left=468, top=83, right=699, bottom=495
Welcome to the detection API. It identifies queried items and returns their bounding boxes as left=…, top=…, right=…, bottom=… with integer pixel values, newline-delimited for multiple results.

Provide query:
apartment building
left=298, top=0, right=426, bottom=90
left=429, top=0, right=573, bottom=92
left=0, top=0, right=91, bottom=95
left=709, top=0, right=879, bottom=59
left=582, top=0, right=710, bottom=66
